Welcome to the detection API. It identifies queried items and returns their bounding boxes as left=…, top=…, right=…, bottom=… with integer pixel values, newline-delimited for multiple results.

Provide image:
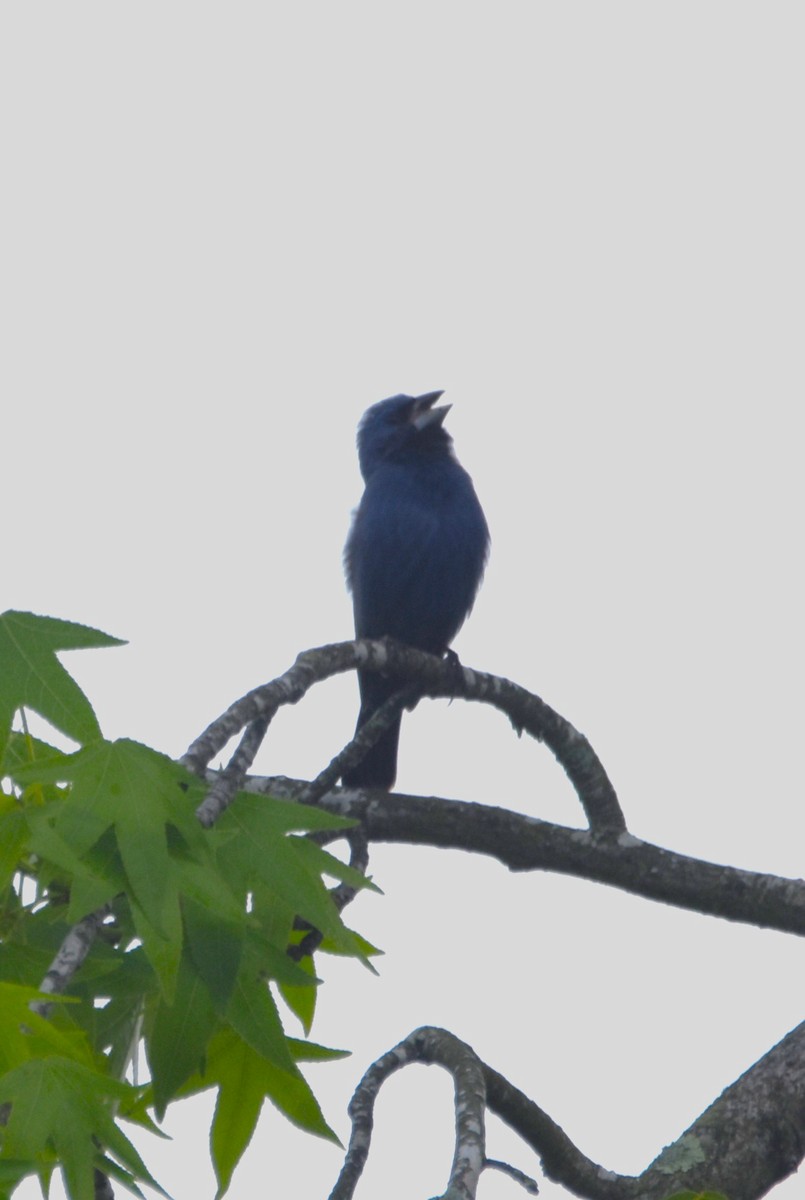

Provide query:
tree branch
left=328, top=1027, right=489, bottom=1200
left=635, top=1017, right=805, bottom=1198
left=27, top=641, right=805, bottom=1200
left=242, top=775, right=805, bottom=939
left=30, top=905, right=112, bottom=1018
left=183, top=639, right=626, bottom=834
left=330, top=1022, right=805, bottom=1200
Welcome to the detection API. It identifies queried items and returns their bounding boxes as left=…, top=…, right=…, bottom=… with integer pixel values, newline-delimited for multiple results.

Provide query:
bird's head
left=356, top=391, right=453, bottom=480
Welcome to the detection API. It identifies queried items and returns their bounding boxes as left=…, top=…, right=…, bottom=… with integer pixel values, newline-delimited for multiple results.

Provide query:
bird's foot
left=442, top=648, right=466, bottom=703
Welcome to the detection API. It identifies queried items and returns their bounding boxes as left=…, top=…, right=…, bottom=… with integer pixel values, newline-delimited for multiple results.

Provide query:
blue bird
left=343, top=391, right=490, bottom=788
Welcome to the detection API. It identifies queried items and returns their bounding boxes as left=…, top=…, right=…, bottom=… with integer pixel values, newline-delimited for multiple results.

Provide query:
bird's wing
left=347, top=464, right=486, bottom=652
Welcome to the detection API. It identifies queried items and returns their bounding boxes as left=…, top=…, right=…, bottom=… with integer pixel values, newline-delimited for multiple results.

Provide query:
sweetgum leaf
left=0, top=610, right=124, bottom=761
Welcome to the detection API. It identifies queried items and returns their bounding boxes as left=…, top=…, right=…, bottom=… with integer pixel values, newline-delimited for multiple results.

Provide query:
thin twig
left=298, top=685, right=419, bottom=806
left=195, top=715, right=269, bottom=826
left=484, top=1159, right=539, bottom=1194
left=31, top=905, right=112, bottom=1018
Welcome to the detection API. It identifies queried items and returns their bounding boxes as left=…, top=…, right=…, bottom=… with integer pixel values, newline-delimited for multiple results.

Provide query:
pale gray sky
left=3, top=4, right=804, bottom=1197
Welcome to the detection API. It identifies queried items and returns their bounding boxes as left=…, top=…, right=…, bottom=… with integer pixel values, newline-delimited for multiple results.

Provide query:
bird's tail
left=341, top=674, right=402, bottom=789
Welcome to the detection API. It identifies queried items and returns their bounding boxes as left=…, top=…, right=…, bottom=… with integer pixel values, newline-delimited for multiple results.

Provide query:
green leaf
left=3, top=729, right=62, bottom=779
left=174, top=854, right=246, bottom=928
left=0, top=796, right=29, bottom=893
left=0, top=982, right=89, bottom=1074
left=208, top=1035, right=267, bottom=1200
left=94, top=1154, right=152, bottom=1200
left=226, top=961, right=296, bottom=1074
left=0, top=610, right=124, bottom=762
left=67, top=947, right=158, bottom=1075
left=243, top=929, right=320, bottom=992
left=182, top=895, right=243, bottom=1014
left=279, top=952, right=318, bottom=1034
left=317, top=927, right=383, bottom=961
left=16, top=739, right=204, bottom=992
left=0, top=911, right=77, bottom=989
left=25, top=811, right=124, bottom=918
left=290, top=834, right=379, bottom=893
left=214, top=812, right=358, bottom=955
left=38, top=742, right=196, bottom=919
left=199, top=1028, right=339, bottom=1198
left=0, top=1159, right=40, bottom=1193
left=129, top=891, right=183, bottom=1002
left=0, top=1057, right=162, bottom=1200
left=286, top=1037, right=350, bottom=1063
left=227, top=790, right=356, bottom=836
left=247, top=883, right=296, bottom=950
left=147, top=949, right=219, bottom=1117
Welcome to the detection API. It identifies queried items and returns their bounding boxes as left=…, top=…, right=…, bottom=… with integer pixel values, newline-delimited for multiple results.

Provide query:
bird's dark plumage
left=343, top=391, right=489, bottom=788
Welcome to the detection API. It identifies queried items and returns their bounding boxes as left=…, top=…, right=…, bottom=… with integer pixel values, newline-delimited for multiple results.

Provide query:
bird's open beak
left=411, top=390, right=452, bottom=431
